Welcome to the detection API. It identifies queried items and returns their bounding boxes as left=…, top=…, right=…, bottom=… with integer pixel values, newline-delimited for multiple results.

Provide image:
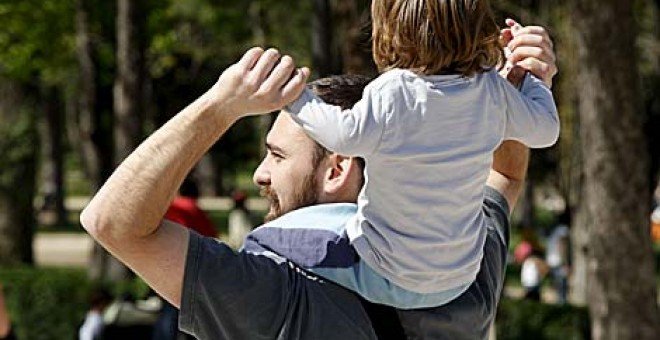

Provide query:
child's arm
left=500, top=73, right=560, bottom=148
left=286, top=86, right=388, bottom=157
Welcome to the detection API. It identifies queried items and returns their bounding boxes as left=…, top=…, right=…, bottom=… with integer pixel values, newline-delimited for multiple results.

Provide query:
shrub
left=496, top=297, right=591, bottom=339
left=0, top=267, right=150, bottom=340
left=1, top=267, right=91, bottom=340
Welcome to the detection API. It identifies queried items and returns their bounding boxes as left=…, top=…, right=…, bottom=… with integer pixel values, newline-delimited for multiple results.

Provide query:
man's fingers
left=505, top=18, right=519, bottom=28
left=237, top=47, right=265, bottom=71
left=509, top=46, right=551, bottom=65
left=513, top=26, right=553, bottom=48
left=249, top=48, right=281, bottom=85
left=280, top=67, right=310, bottom=104
left=508, top=34, right=544, bottom=51
left=260, top=55, right=296, bottom=92
left=517, top=58, right=556, bottom=86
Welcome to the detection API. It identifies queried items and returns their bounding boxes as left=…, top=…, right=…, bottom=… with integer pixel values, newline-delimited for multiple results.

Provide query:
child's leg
left=309, top=257, right=470, bottom=309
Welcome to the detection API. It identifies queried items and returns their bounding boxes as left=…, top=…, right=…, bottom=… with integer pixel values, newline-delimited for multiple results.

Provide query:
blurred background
left=0, top=0, right=658, bottom=339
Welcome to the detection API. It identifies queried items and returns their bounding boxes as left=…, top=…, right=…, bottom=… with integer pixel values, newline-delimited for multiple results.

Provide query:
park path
left=64, top=196, right=269, bottom=211
left=34, top=232, right=93, bottom=268
left=35, top=196, right=268, bottom=268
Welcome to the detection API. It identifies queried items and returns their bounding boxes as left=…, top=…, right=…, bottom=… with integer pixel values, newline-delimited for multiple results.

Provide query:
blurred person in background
left=546, top=211, right=571, bottom=304
left=515, top=228, right=547, bottom=301
left=0, top=284, right=15, bottom=340
left=227, top=190, right=255, bottom=249
left=164, top=177, right=217, bottom=238
left=79, top=288, right=113, bottom=340
left=521, top=251, right=548, bottom=301
left=153, top=177, right=217, bottom=339
left=651, top=191, right=660, bottom=242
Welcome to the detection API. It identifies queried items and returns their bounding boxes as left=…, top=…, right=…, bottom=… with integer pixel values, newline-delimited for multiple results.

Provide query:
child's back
left=288, top=66, right=558, bottom=294
left=282, top=0, right=559, bottom=307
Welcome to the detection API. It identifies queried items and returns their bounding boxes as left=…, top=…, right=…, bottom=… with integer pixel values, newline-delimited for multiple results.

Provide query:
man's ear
left=322, top=154, right=354, bottom=196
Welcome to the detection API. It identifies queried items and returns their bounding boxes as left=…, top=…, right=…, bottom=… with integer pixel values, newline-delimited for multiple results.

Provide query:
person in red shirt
left=164, top=178, right=217, bottom=238
left=155, top=177, right=217, bottom=340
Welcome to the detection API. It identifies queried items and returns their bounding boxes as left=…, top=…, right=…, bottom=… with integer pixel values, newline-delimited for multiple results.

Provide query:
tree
left=312, top=0, right=336, bottom=77
left=114, top=0, right=146, bottom=163
left=40, top=86, right=67, bottom=226
left=334, top=0, right=377, bottom=75
left=570, top=0, right=660, bottom=338
left=73, top=0, right=114, bottom=192
left=0, top=80, right=38, bottom=265
left=73, top=0, right=122, bottom=281
left=0, top=0, right=76, bottom=264
left=92, top=0, right=149, bottom=281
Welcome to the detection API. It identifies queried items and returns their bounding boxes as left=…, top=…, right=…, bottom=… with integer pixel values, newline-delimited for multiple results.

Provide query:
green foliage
left=0, top=106, right=38, bottom=194
left=496, top=297, right=591, bottom=340
left=0, top=0, right=76, bottom=85
left=0, top=267, right=594, bottom=340
left=0, top=267, right=153, bottom=340
left=1, top=267, right=91, bottom=340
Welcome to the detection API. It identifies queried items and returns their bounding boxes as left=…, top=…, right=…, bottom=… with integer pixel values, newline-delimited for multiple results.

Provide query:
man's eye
left=270, top=152, right=284, bottom=160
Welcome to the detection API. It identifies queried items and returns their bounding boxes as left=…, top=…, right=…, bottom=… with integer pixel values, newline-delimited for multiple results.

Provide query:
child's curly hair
left=372, top=0, right=503, bottom=76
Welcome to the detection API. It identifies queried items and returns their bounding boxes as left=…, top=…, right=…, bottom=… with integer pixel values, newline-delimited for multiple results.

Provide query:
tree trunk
left=75, top=0, right=113, bottom=191
left=40, top=86, right=67, bottom=226
left=0, top=81, right=38, bottom=266
left=642, top=1, right=660, bottom=191
left=520, top=179, right=534, bottom=229
left=334, top=0, right=377, bottom=75
left=312, top=0, right=335, bottom=77
left=75, top=0, right=118, bottom=281
left=571, top=1, right=660, bottom=338
left=549, top=5, right=589, bottom=305
left=102, top=0, right=146, bottom=281
left=114, top=0, right=145, bottom=163
left=569, top=200, right=589, bottom=305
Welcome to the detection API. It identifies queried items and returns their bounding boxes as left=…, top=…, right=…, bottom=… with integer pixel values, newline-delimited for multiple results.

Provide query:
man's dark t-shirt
left=179, top=187, right=509, bottom=339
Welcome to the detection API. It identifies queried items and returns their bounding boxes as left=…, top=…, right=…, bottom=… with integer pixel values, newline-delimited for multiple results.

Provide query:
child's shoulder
left=367, top=69, right=421, bottom=93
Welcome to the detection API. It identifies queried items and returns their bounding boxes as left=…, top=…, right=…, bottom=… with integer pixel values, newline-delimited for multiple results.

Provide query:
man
left=80, top=21, right=557, bottom=339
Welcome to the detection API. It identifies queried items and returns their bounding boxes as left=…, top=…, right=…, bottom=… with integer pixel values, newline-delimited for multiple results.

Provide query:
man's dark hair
left=308, top=74, right=371, bottom=172
left=308, top=74, right=373, bottom=111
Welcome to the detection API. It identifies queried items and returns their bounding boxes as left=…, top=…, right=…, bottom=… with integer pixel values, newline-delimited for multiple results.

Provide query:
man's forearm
left=488, top=140, right=529, bottom=212
left=80, top=92, right=236, bottom=242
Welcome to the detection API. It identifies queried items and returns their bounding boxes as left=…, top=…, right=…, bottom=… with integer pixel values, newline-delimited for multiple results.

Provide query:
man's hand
left=208, top=47, right=311, bottom=120
left=500, top=19, right=557, bottom=88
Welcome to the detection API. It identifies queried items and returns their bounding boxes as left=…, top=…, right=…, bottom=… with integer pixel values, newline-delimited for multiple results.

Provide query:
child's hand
left=207, top=47, right=311, bottom=120
left=500, top=19, right=557, bottom=88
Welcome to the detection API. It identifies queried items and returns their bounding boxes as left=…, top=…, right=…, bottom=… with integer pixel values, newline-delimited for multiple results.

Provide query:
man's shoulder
left=182, top=232, right=378, bottom=340
left=243, top=203, right=359, bottom=268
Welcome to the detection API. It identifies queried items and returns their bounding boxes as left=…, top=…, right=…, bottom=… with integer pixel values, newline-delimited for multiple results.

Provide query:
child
left=283, top=0, right=559, bottom=308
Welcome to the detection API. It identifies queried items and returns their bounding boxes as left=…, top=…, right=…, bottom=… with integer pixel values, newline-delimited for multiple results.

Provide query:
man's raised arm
left=488, top=20, right=558, bottom=211
left=80, top=47, right=309, bottom=307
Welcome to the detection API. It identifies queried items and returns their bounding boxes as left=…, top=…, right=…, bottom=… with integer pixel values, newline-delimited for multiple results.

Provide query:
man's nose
left=253, top=160, right=270, bottom=186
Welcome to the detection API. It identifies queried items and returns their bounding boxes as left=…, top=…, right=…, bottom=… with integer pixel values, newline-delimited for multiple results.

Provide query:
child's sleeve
left=501, top=73, right=560, bottom=148
left=285, top=87, right=388, bottom=156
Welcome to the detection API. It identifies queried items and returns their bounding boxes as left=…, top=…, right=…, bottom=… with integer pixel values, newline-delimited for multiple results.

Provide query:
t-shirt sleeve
left=286, top=86, right=389, bottom=156
left=179, top=232, right=293, bottom=339
left=483, top=186, right=511, bottom=247
left=500, top=73, right=560, bottom=148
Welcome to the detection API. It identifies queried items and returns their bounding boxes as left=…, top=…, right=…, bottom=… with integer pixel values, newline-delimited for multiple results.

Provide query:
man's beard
left=261, top=171, right=320, bottom=222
